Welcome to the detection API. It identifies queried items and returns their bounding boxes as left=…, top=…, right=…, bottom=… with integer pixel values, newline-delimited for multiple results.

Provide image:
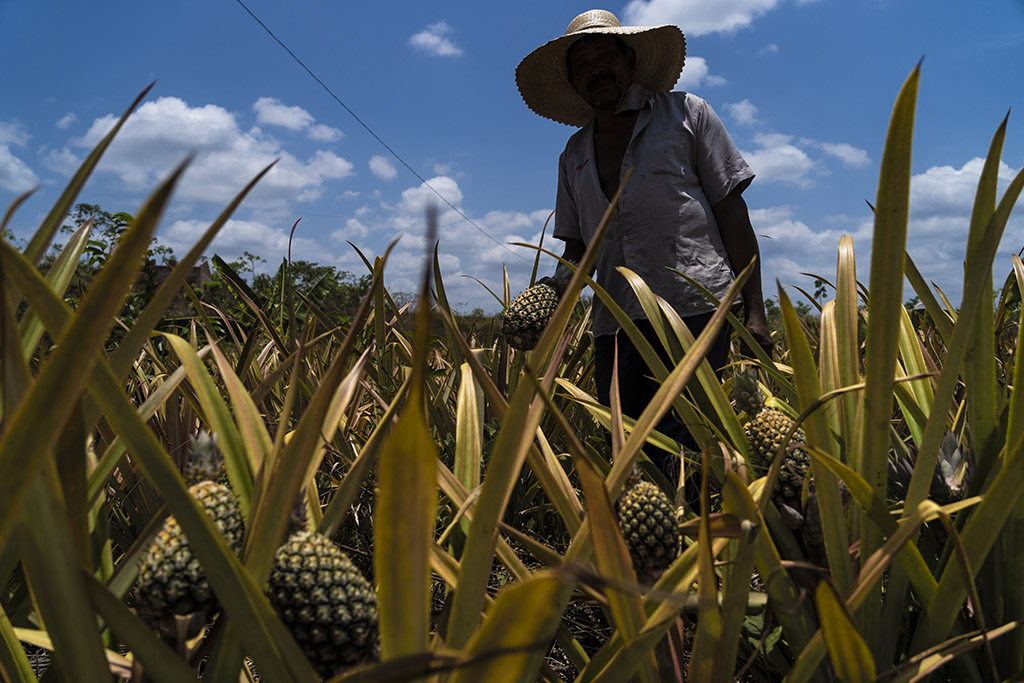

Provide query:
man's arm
left=538, top=237, right=586, bottom=297
left=712, top=189, right=774, bottom=353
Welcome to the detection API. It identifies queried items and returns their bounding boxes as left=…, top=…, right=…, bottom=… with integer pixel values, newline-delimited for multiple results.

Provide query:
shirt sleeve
left=552, top=148, right=582, bottom=241
left=691, top=96, right=754, bottom=205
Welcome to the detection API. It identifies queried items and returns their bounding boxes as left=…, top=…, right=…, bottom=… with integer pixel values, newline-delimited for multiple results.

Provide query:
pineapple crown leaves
left=185, top=430, right=225, bottom=486
left=731, top=368, right=766, bottom=417
left=936, top=431, right=971, bottom=498
left=890, top=433, right=973, bottom=504
left=285, top=491, right=312, bottom=538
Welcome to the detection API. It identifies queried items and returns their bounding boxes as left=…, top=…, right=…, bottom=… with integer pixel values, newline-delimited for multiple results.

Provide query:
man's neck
left=593, top=107, right=638, bottom=134
left=592, top=83, right=643, bottom=131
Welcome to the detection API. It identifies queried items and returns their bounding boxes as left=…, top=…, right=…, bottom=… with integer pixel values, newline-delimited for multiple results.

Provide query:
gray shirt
left=553, top=84, right=754, bottom=337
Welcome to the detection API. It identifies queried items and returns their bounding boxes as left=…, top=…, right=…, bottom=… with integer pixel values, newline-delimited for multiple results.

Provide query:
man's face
left=567, top=35, right=636, bottom=111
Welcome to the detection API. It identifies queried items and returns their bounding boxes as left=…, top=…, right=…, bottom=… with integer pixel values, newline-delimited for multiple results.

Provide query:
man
left=515, top=9, right=772, bottom=482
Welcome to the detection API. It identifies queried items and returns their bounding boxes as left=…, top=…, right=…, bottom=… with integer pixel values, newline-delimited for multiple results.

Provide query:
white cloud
left=674, top=56, right=725, bottom=90
left=0, top=146, right=39, bottom=192
left=0, top=122, right=38, bottom=192
left=336, top=175, right=557, bottom=312
left=252, top=99, right=341, bottom=142
left=409, top=21, right=463, bottom=57
left=331, top=217, right=370, bottom=243
left=399, top=175, right=463, bottom=217
left=309, top=124, right=342, bottom=142
left=902, top=158, right=1024, bottom=295
left=307, top=150, right=354, bottom=179
left=622, top=0, right=783, bottom=36
left=724, top=98, right=759, bottom=125
left=909, top=157, right=998, bottom=218
left=821, top=142, right=870, bottom=168
left=743, top=133, right=817, bottom=187
left=57, top=113, right=78, bottom=130
left=161, top=217, right=331, bottom=266
left=0, top=121, right=30, bottom=147
left=749, top=205, right=871, bottom=300
left=253, top=97, right=314, bottom=131
left=369, top=155, right=398, bottom=181
left=42, top=146, right=81, bottom=175
left=758, top=43, right=779, bottom=56
left=67, top=97, right=354, bottom=209
left=745, top=157, right=1024, bottom=308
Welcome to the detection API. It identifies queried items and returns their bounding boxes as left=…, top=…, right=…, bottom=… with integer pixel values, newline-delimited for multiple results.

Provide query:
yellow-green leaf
left=816, top=581, right=876, bottom=683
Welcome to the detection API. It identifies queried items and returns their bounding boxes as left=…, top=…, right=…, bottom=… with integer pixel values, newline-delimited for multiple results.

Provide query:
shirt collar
left=615, top=83, right=654, bottom=115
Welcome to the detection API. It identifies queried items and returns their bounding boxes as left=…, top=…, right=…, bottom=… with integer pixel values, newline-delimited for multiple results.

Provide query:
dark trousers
left=594, top=314, right=729, bottom=485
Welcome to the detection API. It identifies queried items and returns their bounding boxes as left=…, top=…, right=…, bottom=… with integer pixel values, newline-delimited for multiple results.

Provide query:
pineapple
left=501, top=282, right=558, bottom=350
left=733, top=370, right=811, bottom=525
left=135, top=432, right=245, bottom=636
left=267, top=530, right=378, bottom=678
left=616, top=478, right=681, bottom=580
left=888, top=433, right=973, bottom=556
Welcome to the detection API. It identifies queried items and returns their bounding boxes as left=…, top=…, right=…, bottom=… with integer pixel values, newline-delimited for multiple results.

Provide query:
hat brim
left=516, top=24, right=686, bottom=127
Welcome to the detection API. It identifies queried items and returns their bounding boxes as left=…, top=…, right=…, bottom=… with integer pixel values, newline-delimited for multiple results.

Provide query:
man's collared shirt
left=553, top=84, right=754, bottom=337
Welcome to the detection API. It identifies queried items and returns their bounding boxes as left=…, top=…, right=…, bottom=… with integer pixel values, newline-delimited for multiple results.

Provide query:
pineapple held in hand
left=616, top=477, right=681, bottom=580
left=267, top=530, right=378, bottom=678
left=733, top=370, right=811, bottom=525
left=135, top=432, right=245, bottom=636
left=501, top=282, right=558, bottom=350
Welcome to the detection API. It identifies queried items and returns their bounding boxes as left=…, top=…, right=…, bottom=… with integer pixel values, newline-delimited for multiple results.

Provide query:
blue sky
left=2, top=0, right=1023, bottom=314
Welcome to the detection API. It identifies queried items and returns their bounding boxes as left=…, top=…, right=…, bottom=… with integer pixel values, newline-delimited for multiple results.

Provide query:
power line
left=233, top=0, right=528, bottom=261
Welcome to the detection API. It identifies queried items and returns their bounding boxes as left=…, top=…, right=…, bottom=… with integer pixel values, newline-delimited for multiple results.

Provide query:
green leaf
left=164, top=333, right=254, bottom=515
left=445, top=176, right=629, bottom=650
left=448, top=574, right=567, bottom=683
left=714, top=489, right=760, bottom=682
left=376, top=218, right=437, bottom=663
left=17, top=218, right=92, bottom=360
left=454, top=363, right=483, bottom=525
left=16, top=472, right=111, bottom=681
left=0, top=158, right=183, bottom=546
left=0, top=179, right=318, bottom=683
left=778, top=286, right=852, bottom=598
left=833, top=235, right=861, bottom=464
left=375, top=383, right=437, bottom=661
left=883, top=622, right=1019, bottom=683
left=689, top=451, right=723, bottom=683
left=570, top=432, right=654, bottom=680
left=208, top=340, right=274, bottom=475
left=816, top=581, right=876, bottom=683
left=84, top=573, right=197, bottom=682
left=0, top=604, right=36, bottom=683
left=856, top=61, right=920, bottom=657
left=244, top=245, right=392, bottom=586
left=961, top=114, right=1008, bottom=492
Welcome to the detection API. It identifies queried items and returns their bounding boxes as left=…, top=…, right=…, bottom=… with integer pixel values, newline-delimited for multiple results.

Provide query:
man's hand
left=743, top=308, right=774, bottom=356
left=536, top=275, right=566, bottom=298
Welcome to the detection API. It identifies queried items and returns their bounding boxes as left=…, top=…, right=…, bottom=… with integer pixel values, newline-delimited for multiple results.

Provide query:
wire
left=233, top=0, right=528, bottom=261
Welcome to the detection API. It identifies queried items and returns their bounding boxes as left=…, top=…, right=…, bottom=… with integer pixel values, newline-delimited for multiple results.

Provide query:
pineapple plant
left=134, top=431, right=245, bottom=636
left=266, top=529, right=379, bottom=678
left=616, top=476, right=681, bottom=581
left=732, top=369, right=812, bottom=527
left=501, top=282, right=559, bottom=350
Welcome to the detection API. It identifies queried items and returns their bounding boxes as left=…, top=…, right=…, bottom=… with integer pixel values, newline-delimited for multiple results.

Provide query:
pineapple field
left=3, top=64, right=1024, bottom=682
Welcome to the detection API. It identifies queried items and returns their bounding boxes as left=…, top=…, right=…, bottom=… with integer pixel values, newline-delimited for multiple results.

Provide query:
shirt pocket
left=642, top=126, right=693, bottom=178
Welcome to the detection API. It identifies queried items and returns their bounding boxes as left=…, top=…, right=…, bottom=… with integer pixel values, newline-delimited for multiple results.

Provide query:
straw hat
left=515, top=9, right=686, bottom=127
